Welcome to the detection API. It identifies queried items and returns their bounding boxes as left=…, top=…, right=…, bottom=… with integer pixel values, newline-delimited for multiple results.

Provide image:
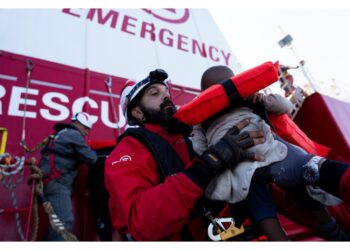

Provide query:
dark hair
left=200, top=65, right=234, bottom=91
left=127, top=69, right=169, bottom=125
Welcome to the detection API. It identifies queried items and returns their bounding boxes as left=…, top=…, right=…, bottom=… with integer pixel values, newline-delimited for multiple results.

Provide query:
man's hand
left=201, top=119, right=264, bottom=172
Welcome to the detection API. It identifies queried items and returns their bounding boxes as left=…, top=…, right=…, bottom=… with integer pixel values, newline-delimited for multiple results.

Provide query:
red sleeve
left=104, top=137, right=204, bottom=240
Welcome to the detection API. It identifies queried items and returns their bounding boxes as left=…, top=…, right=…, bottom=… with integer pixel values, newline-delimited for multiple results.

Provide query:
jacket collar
left=54, top=122, right=79, bottom=133
left=143, top=123, right=183, bottom=145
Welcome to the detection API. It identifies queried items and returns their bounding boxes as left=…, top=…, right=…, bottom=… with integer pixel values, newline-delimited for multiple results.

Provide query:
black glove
left=184, top=121, right=261, bottom=189
left=201, top=125, right=256, bottom=172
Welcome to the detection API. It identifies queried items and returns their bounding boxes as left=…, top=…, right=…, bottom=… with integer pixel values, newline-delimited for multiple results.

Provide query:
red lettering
left=192, top=39, right=207, bottom=58
left=63, top=9, right=230, bottom=65
left=164, top=9, right=177, bottom=13
left=221, top=50, right=231, bottom=65
left=121, top=15, right=137, bottom=35
left=87, top=9, right=119, bottom=28
left=209, top=46, right=219, bottom=62
left=62, top=8, right=81, bottom=18
left=177, top=34, right=189, bottom=52
left=159, top=29, right=174, bottom=47
left=140, top=22, right=156, bottom=41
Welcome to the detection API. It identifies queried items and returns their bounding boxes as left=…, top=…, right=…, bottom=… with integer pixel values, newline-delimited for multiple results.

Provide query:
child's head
left=200, top=65, right=234, bottom=91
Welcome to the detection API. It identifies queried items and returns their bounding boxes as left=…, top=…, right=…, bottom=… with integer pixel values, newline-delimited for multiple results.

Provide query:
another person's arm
left=249, top=93, right=293, bottom=115
left=68, top=130, right=97, bottom=165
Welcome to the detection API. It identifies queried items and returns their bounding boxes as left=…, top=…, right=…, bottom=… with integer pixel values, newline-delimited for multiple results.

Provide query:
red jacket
left=104, top=124, right=209, bottom=241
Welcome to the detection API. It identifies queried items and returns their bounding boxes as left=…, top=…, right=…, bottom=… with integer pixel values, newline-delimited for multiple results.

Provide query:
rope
left=1, top=155, right=25, bottom=199
left=7, top=174, right=25, bottom=240
left=27, top=159, right=42, bottom=241
left=27, top=162, right=43, bottom=195
left=27, top=162, right=78, bottom=241
left=29, top=194, right=39, bottom=241
left=21, top=134, right=54, bottom=153
left=20, top=59, right=34, bottom=146
left=0, top=154, right=25, bottom=176
left=42, top=202, right=78, bottom=241
left=105, top=76, right=121, bottom=137
left=1, top=153, right=25, bottom=240
left=1, top=145, right=77, bottom=241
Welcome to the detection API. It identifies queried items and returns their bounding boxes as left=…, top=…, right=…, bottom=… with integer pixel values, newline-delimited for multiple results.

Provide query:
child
left=192, top=65, right=349, bottom=241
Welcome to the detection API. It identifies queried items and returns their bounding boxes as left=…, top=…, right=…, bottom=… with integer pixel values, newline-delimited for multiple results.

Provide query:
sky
left=209, top=8, right=350, bottom=100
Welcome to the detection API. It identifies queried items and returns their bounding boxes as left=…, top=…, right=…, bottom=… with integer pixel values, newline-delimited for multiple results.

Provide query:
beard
left=139, top=99, right=192, bottom=135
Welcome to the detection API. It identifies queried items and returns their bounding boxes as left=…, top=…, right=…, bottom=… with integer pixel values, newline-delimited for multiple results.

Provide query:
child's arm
left=253, top=93, right=294, bottom=115
left=191, top=125, right=209, bottom=155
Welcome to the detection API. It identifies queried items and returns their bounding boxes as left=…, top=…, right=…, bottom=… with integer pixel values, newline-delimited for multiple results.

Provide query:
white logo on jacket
left=111, top=155, right=132, bottom=165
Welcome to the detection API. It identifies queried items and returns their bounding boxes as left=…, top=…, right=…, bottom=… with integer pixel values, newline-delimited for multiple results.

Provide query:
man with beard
left=104, top=69, right=265, bottom=241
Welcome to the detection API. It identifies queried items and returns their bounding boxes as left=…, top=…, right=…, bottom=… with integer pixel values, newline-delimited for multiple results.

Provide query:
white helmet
left=120, top=69, right=169, bottom=125
left=71, top=112, right=93, bottom=129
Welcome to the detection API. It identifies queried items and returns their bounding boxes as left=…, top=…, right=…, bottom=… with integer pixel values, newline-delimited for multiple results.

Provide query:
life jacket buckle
left=208, top=217, right=245, bottom=241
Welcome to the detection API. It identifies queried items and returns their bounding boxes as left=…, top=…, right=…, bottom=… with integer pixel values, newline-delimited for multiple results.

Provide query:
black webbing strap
left=117, top=127, right=185, bottom=181
left=117, top=127, right=215, bottom=240
left=221, top=79, right=243, bottom=105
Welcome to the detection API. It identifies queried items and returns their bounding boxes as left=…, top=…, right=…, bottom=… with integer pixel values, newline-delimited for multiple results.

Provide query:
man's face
left=133, top=83, right=191, bottom=134
left=135, top=83, right=177, bottom=124
left=74, top=122, right=90, bottom=137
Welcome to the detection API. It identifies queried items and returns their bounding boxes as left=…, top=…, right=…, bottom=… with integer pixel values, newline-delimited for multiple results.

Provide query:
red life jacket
left=173, top=60, right=330, bottom=156
left=174, top=61, right=279, bottom=125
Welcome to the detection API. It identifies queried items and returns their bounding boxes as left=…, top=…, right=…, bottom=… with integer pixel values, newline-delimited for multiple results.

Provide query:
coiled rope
left=27, top=159, right=78, bottom=241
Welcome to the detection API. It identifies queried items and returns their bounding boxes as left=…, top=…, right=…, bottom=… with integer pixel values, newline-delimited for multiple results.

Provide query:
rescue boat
left=1, top=8, right=349, bottom=241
